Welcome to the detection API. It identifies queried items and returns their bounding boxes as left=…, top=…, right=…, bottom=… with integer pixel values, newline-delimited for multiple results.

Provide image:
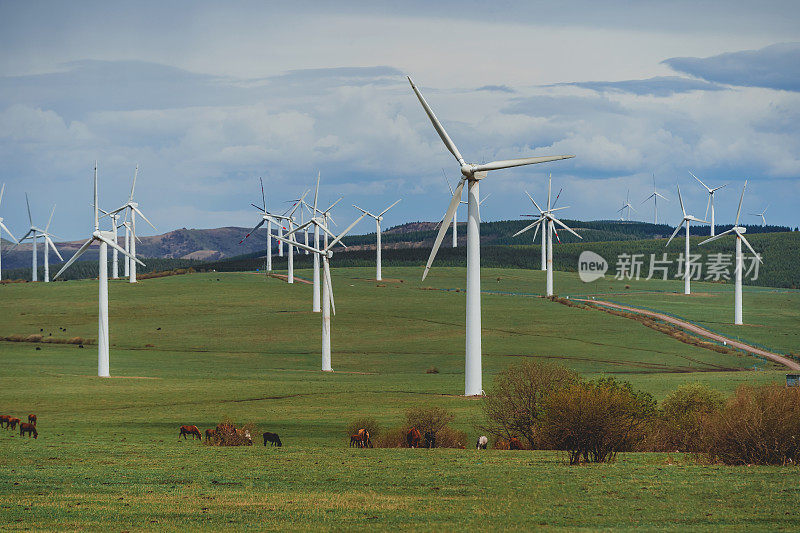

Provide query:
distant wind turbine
left=15, top=196, right=62, bottom=282
left=107, top=166, right=156, bottom=283
left=665, top=185, right=707, bottom=295
left=642, top=174, right=668, bottom=225
left=353, top=199, right=401, bottom=281
left=689, top=171, right=726, bottom=236
left=750, top=205, right=768, bottom=227
left=617, top=189, right=636, bottom=221
left=0, top=184, right=20, bottom=281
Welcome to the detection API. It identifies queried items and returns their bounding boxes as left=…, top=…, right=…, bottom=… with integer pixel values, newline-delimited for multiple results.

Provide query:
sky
left=0, top=0, right=798, bottom=241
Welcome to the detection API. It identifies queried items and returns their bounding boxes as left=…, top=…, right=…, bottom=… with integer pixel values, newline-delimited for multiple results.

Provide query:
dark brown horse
left=0, top=415, right=9, bottom=428
left=204, top=428, right=215, bottom=442
left=179, top=425, right=202, bottom=440
left=349, top=433, right=363, bottom=447
left=406, top=427, right=421, bottom=448
left=28, top=414, right=37, bottom=425
left=7, top=418, right=20, bottom=430
left=19, top=422, right=37, bottom=439
left=263, top=432, right=282, bottom=447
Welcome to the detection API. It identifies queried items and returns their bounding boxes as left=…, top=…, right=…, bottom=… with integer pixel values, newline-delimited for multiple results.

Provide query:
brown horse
left=19, top=422, right=37, bottom=439
left=509, top=437, right=523, bottom=450
left=28, top=414, right=37, bottom=425
left=358, top=428, right=373, bottom=448
left=0, top=415, right=9, bottom=428
left=7, top=418, right=20, bottom=430
left=406, top=427, right=421, bottom=448
left=179, top=425, right=202, bottom=440
left=349, top=434, right=363, bottom=447
left=205, top=428, right=215, bottom=442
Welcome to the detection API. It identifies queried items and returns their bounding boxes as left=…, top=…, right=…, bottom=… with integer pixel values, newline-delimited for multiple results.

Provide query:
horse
left=235, top=429, right=252, bottom=445
left=204, top=429, right=215, bottom=442
left=7, top=418, right=20, bottom=430
left=263, top=432, right=282, bottom=447
left=509, top=437, right=523, bottom=450
left=476, top=436, right=488, bottom=449
left=349, top=434, right=363, bottom=447
left=0, top=415, right=9, bottom=428
left=19, top=422, right=37, bottom=439
left=179, top=425, right=202, bottom=440
left=424, top=431, right=436, bottom=449
left=28, top=414, right=37, bottom=425
left=406, top=427, right=421, bottom=448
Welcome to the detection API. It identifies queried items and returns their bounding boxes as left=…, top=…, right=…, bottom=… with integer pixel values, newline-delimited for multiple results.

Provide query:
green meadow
left=1, top=267, right=799, bottom=530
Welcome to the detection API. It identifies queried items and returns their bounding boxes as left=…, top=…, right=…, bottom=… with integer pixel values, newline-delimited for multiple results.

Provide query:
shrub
left=704, top=384, right=800, bottom=465
left=346, top=417, right=381, bottom=439
left=543, top=378, right=656, bottom=464
left=25, top=334, right=42, bottom=342
left=374, top=427, right=407, bottom=448
left=650, top=383, right=724, bottom=452
left=405, top=406, right=454, bottom=436
left=480, top=361, right=578, bottom=448
left=426, top=366, right=439, bottom=374
left=208, top=420, right=255, bottom=446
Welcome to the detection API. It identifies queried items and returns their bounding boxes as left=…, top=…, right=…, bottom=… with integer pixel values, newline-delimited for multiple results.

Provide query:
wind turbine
left=38, top=205, right=63, bottom=282
left=408, top=76, right=574, bottom=396
left=665, top=185, right=708, bottom=295
left=0, top=184, right=20, bottom=280
left=442, top=172, right=460, bottom=248
left=53, top=163, right=143, bottom=377
left=750, top=205, right=768, bottom=227
left=15, top=196, right=62, bottom=282
left=240, top=179, right=290, bottom=275
left=107, top=166, right=156, bottom=283
left=304, top=187, right=343, bottom=312
left=353, top=199, right=401, bottom=281
left=273, top=212, right=366, bottom=371
left=617, top=189, right=636, bottom=221
left=642, top=174, right=668, bottom=225
left=285, top=190, right=310, bottom=284
left=689, top=171, right=726, bottom=236
left=699, top=181, right=762, bottom=325
left=513, top=174, right=580, bottom=296
left=521, top=185, right=561, bottom=271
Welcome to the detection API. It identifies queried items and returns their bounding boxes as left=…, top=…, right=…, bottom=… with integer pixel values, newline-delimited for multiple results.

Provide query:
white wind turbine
left=689, top=171, right=726, bottom=236
left=353, top=199, right=401, bottom=281
left=304, top=188, right=344, bottom=313
left=240, top=178, right=291, bottom=275
left=285, top=190, right=310, bottom=284
left=107, top=166, right=156, bottom=283
left=617, top=189, right=636, bottom=221
left=750, top=205, right=768, bottom=227
left=273, top=212, right=366, bottom=371
left=443, top=172, right=491, bottom=248
left=513, top=174, right=580, bottom=296
left=665, top=185, right=708, bottom=295
left=53, top=163, right=143, bottom=377
left=15, top=195, right=63, bottom=282
left=642, top=174, right=668, bottom=225
left=0, top=184, right=20, bottom=281
left=521, top=184, right=562, bottom=271
left=699, top=180, right=762, bottom=325
left=408, top=76, right=574, bottom=396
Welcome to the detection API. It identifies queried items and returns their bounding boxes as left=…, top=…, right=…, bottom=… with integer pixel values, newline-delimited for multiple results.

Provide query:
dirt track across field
left=574, top=298, right=800, bottom=371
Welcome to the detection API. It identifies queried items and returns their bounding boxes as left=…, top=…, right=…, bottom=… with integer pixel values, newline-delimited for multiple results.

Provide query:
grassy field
left=1, top=267, right=799, bottom=530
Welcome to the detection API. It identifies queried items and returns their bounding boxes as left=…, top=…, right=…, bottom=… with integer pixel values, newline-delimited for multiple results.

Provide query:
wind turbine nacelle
left=735, top=226, right=746, bottom=233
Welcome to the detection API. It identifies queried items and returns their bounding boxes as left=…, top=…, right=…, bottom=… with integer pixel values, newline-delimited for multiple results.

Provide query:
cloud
left=556, top=76, right=723, bottom=96
left=663, top=42, right=800, bottom=92
left=476, top=85, right=515, bottom=93
left=503, top=94, right=627, bottom=117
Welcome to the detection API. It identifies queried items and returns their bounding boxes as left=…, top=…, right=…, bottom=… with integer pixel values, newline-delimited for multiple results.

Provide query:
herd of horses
left=1, top=413, right=38, bottom=439
left=179, top=424, right=283, bottom=447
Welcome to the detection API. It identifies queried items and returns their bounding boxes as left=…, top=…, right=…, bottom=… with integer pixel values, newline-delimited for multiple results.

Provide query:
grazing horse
left=28, top=414, right=37, bottom=425
left=179, top=425, right=202, bottom=440
left=205, top=429, right=215, bottom=442
left=406, top=427, right=421, bottom=448
left=19, top=422, right=37, bottom=439
left=424, top=431, right=436, bottom=449
left=0, top=415, right=9, bottom=428
left=358, top=428, right=373, bottom=448
left=476, top=436, right=488, bottom=449
left=509, top=437, right=523, bottom=450
left=263, top=432, right=282, bottom=447
left=7, top=418, right=20, bottom=430
left=349, top=434, right=363, bottom=447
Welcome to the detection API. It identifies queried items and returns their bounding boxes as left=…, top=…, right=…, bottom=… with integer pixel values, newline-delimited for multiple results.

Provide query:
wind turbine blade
left=325, top=213, right=367, bottom=252
left=285, top=219, right=314, bottom=237
left=655, top=192, right=669, bottom=201
left=665, top=222, right=684, bottom=247
left=421, top=179, right=465, bottom=280
left=442, top=170, right=454, bottom=195
left=525, top=191, right=543, bottom=214
left=379, top=199, right=401, bottom=217
left=313, top=171, right=320, bottom=214
left=687, top=216, right=708, bottom=223
left=25, top=193, right=32, bottom=225
left=260, top=177, right=266, bottom=211
left=239, top=219, right=266, bottom=244
left=11, top=229, right=33, bottom=249
left=735, top=180, right=747, bottom=226
left=98, top=234, right=144, bottom=266
left=551, top=217, right=582, bottom=239
left=352, top=204, right=378, bottom=219
left=689, top=171, right=711, bottom=192
left=473, top=155, right=575, bottom=173
left=677, top=185, right=686, bottom=217
left=478, top=193, right=491, bottom=207
left=549, top=206, right=570, bottom=213
left=273, top=232, right=323, bottom=255
left=251, top=203, right=267, bottom=212
left=45, top=235, right=63, bottom=261
left=532, top=221, right=540, bottom=243
left=129, top=165, right=138, bottom=202
left=0, top=183, right=3, bottom=206
left=322, top=258, right=335, bottom=315
left=53, top=237, right=95, bottom=279
left=313, top=218, right=339, bottom=241
left=551, top=187, right=563, bottom=209
left=407, top=77, right=465, bottom=164
left=45, top=204, right=56, bottom=233
left=641, top=193, right=655, bottom=204
left=0, top=221, right=18, bottom=244
left=628, top=204, right=637, bottom=213
left=131, top=205, right=156, bottom=231
left=699, top=228, right=735, bottom=245
left=704, top=195, right=711, bottom=221
left=711, top=184, right=727, bottom=192
left=737, top=232, right=763, bottom=263
left=512, top=218, right=543, bottom=238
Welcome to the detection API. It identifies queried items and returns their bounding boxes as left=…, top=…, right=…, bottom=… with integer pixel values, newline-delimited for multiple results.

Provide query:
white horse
left=476, top=435, right=488, bottom=449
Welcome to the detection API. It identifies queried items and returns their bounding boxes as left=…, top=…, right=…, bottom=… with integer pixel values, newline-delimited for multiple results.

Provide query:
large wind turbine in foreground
left=0, top=184, right=20, bottom=280
left=273, top=213, right=366, bottom=371
left=665, top=185, right=707, bottom=295
left=408, top=76, right=574, bottom=396
left=690, top=171, right=726, bottom=236
left=353, top=199, right=400, bottom=281
left=54, top=163, right=143, bottom=377
left=513, top=175, right=581, bottom=297
left=699, top=181, right=762, bottom=325
left=642, top=174, right=668, bottom=225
